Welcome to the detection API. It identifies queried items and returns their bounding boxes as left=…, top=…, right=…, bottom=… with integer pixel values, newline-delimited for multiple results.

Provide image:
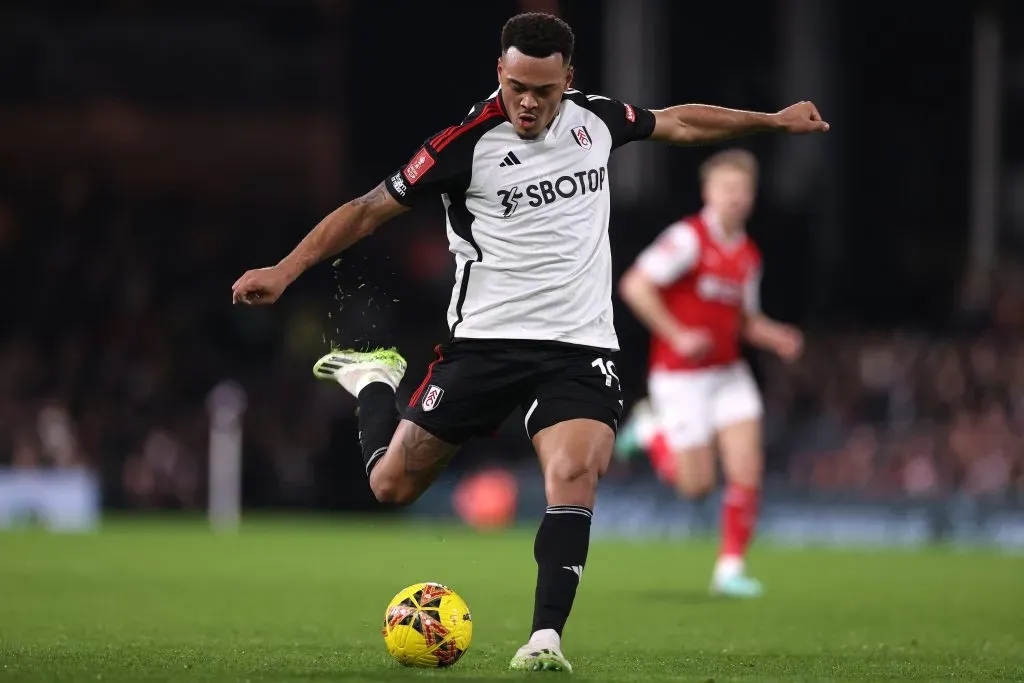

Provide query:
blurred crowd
left=0, top=173, right=451, bottom=509
left=2, top=172, right=1024, bottom=509
left=770, top=276, right=1024, bottom=503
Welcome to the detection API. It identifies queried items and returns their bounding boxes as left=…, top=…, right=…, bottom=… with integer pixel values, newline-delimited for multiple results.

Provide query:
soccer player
left=232, top=14, right=827, bottom=672
left=616, top=149, right=804, bottom=598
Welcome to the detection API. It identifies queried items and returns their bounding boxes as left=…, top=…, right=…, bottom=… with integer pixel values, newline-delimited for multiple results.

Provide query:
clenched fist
left=671, top=328, right=714, bottom=362
left=773, top=101, right=829, bottom=134
left=232, top=265, right=292, bottom=305
left=774, top=325, right=804, bottom=363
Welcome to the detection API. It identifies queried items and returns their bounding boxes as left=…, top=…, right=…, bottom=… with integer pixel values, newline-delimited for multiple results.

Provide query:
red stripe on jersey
left=430, top=100, right=503, bottom=152
left=429, top=126, right=459, bottom=149
left=496, top=90, right=509, bottom=119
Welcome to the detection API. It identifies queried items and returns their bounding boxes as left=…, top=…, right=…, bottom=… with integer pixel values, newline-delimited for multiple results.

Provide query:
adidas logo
left=498, top=150, right=522, bottom=167
left=562, top=565, right=583, bottom=579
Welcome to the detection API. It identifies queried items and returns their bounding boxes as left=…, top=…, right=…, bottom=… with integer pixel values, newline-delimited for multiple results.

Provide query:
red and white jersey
left=634, top=210, right=761, bottom=371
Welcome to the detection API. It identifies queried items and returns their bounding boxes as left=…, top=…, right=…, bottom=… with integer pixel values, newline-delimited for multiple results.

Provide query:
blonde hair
left=699, top=148, right=759, bottom=185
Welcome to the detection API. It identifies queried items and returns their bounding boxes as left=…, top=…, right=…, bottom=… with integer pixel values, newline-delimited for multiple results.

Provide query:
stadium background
left=1, top=0, right=1022, bottom=545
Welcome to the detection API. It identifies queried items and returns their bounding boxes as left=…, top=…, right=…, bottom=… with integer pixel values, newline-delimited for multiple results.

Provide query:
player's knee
left=676, top=475, right=715, bottom=500
left=543, top=453, right=601, bottom=502
left=369, top=470, right=420, bottom=507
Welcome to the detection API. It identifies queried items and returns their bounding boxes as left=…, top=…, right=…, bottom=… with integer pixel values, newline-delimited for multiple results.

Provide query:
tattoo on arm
left=277, top=181, right=402, bottom=281
left=399, top=424, right=456, bottom=477
left=351, top=182, right=391, bottom=208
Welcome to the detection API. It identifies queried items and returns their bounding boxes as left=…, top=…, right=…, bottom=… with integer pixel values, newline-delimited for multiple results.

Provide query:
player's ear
left=565, top=64, right=574, bottom=90
left=496, top=56, right=504, bottom=82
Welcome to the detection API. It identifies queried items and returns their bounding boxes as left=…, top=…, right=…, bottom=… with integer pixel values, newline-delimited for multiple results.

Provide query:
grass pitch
left=1, top=517, right=1021, bottom=682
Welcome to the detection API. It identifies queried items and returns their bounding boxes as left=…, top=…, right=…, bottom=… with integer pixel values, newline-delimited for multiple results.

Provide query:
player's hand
left=772, top=101, right=829, bottom=134
left=671, top=329, right=713, bottom=361
left=775, top=326, right=804, bottom=363
left=232, top=265, right=292, bottom=305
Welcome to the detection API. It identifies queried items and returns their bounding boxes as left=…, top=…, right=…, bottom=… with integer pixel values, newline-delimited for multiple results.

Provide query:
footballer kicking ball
left=382, top=582, right=473, bottom=667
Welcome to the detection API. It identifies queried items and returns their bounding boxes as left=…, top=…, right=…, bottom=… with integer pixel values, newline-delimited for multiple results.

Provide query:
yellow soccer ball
left=382, top=582, right=473, bottom=668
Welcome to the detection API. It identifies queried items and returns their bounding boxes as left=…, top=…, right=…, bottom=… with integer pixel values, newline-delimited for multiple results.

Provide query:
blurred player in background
left=617, top=149, right=803, bottom=598
left=234, top=12, right=826, bottom=671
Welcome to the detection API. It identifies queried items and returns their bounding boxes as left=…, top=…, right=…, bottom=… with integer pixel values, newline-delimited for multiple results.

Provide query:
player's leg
left=314, top=343, right=514, bottom=505
left=648, top=370, right=717, bottom=497
left=614, top=395, right=680, bottom=487
left=366, top=420, right=459, bottom=504
left=613, top=396, right=656, bottom=459
left=672, top=443, right=717, bottom=499
left=509, top=349, right=622, bottom=673
left=709, top=362, right=765, bottom=597
left=313, top=348, right=458, bottom=505
left=510, top=419, right=613, bottom=673
left=645, top=428, right=680, bottom=486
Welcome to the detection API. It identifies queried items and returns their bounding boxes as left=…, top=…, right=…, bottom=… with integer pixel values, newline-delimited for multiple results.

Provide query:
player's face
left=497, top=47, right=573, bottom=139
left=703, top=166, right=756, bottom=226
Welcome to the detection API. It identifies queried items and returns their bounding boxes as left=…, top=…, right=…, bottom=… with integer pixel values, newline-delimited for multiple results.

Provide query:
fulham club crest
left=422, top=385, right=444, bottom=411
left=571, top=125, right=592, bottom=150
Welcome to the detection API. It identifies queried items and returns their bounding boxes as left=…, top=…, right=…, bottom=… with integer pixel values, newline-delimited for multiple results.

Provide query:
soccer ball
left=382, top=582, right=473, bottom=667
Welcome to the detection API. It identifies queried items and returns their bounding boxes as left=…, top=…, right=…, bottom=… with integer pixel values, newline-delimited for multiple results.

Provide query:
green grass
left=1, top=516, right=1022, bottom=682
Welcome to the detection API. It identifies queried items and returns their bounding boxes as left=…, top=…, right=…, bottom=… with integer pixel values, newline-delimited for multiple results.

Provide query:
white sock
left=714, top=555, right=744, bottom=582
left=528, top=628, right=561, bottom=650
left=354, top=373, right=393, bottom=396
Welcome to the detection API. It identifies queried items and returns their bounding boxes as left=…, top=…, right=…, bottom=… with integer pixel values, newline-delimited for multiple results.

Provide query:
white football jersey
left=384, top=89, right=655, bottom=350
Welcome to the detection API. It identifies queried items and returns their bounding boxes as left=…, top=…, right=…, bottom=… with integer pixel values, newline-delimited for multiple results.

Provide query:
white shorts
left=648, top=361, right=763, bottom=450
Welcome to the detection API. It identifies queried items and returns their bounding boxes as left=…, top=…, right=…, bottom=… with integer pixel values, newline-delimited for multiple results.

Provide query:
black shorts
left=403, top=339, right=624, bottom=446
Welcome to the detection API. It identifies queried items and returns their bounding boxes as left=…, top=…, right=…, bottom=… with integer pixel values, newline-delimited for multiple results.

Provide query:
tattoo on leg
left=399, top=426, right=455, bottom=477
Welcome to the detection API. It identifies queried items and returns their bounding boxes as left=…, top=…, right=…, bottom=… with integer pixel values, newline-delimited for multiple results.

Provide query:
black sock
left=531, top=505, right=592, bottom=637
left=357, top=382, right=398, bottom=475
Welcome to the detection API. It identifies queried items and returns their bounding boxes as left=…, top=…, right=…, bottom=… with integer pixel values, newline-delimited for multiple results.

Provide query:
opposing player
left=617, top=149, right=803, bottom=598
left=232, top=14, right=826, bottom=671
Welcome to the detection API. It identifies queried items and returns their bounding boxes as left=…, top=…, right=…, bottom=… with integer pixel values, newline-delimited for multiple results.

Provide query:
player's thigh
left=377, top=342, right=525, bottom=500
left=369, top=420, right=459, bottom=503
left=524, top=346, right=623, bottom=506
left=712, top=363, right=764, bottom=487
left=403, top=341, right=526, bottom=446
left=648, top=369, right=716, bottom=453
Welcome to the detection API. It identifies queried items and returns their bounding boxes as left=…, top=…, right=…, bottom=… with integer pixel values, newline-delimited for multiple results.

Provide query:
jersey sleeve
left=582, top=94, right=656, bottom=150
left=383, top=135, right=472, bottom=208
left=635, top=221, right=700, bottom=286
left=743, top=266, right=762, bottom=314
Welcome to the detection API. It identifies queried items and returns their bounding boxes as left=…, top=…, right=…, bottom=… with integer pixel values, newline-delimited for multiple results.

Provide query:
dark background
left=1, top=0, right=1021, bottom=511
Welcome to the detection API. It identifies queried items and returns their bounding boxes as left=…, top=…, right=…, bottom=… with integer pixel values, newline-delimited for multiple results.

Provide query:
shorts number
left=592, top=358, right=620, bottom=389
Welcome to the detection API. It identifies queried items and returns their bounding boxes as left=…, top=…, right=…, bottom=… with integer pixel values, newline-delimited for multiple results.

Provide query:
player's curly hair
left=501, top=12, right=574, bottom=64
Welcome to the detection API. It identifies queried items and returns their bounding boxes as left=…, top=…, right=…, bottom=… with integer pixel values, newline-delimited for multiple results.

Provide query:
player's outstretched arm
left=649, top=101, right=829, bottom=146
left=232, top=182, right=408, bottom=305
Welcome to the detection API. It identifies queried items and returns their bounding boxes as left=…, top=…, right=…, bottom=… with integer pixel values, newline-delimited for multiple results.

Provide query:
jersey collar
left=701, top=208, right=746, bottom=251
left=494, top=88, right=510, bottom=121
